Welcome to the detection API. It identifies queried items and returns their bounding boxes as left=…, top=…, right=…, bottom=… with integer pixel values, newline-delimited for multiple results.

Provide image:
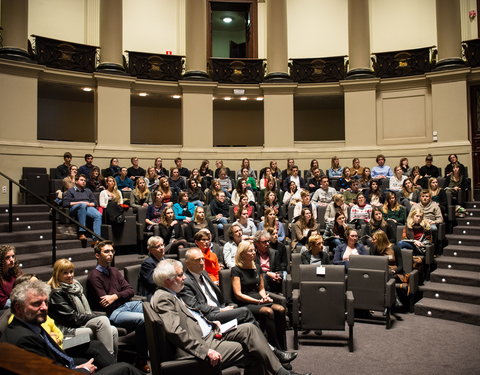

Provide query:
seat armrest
left=284, top=274, right=292, bottom=299
left=424, top=244, right=434, bottom=265
left=292, top=289, right=300, bottom=324
left=385, top=278, right=396, bottom=307
left=409, top=269, right=419, bottom=294
left=346, top=290, right=355, bottom=326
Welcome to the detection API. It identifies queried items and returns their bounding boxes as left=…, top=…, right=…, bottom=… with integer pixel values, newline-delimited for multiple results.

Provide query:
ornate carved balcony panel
left=372, top=47, right=435, bottom=78
left=126, top=51, right=184, bottom=81
left=463, top=39, right=480, bottom=68
left=289, top=56, right=346, bottom=83
left=209, top=58, right=265, bottom=84
left=32, top=35, right=98, bottom=73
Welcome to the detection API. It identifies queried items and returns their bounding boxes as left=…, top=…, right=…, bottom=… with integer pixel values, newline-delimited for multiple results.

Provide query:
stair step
left=443, top=245, right=480, bottom=259
left=9, top=239, right=81, bottom=255
left=0, top=220, right=53, bottom=232
left=0, top=229, right=53, bottom=244
left=445, top=234, right=480, bottom=247
left=436, top=256, right=480, bottom=272
left=16, top=247, right=97, bottom=268
left=464, top=201, right=480, bottom=209
left=0, top=204, right=49, bottom=214
left=0, top=211, right=50, bottom=223
left=414, top=298, right=480, bottom=325
left=453, top=226, right=480, bottom=236
left=430, top=268, right=480, bottom=287
left=461, top=208, right=480, bottom=218
left=456, top=216, right=480, bottom=226
left=420, top=282, right=480, bottom=305
left=21, top=253, right=147, bottom=282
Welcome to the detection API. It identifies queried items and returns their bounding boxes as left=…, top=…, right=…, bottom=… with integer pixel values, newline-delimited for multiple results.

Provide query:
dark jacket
left=138, top=255, right=161, bottom=301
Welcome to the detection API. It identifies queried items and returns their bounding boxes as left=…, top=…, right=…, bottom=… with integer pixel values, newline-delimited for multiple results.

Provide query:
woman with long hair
left=237, top=158, right=256, bottom=179
left=145, top=190, right=167, bottom=230
left=145, top=167, right=159, bottom=192
left=259, top=167, right=277, bottom=190
left=425, top=178, right=446, bottom=218
left=291, top=207, right=319, bottom=249
left=48, top=259, right=118, bottom=356
left=327, top=156, right=343, bottom=179
left=185, top=205, right=216, bottom=243
left=199, top=159, right=213, bottom=189
left=324, top=194, right=349, bottom=225
left=269, top=160, right=281, bottom=179
left=158, top=176, right=174, bottom=205
left=351, top=158, right=364, bottom=179
left=233, top=207, right=257, bottom=238
left=443, top=163, right=468, bottom=207
left=397, top=209, right=432, bottom=255
left=400, top=178, right=420, bottom=210
left=323, top=212, right=348, bottom=252
left=87, top=166, right=105, bottom=192
left=444, top=154, right=466, bottom=177
left=189, top=168, right=204, bottom=189
left=359, top=167, right=372, bottom=189
left=63, top=164, right=78, bottom=190
left=362, top=207, right=395, bottom=244
left=382, top=191, right=406, bottom=225
left=304, top=159, right=321, bottom=180
left=157, top=206, right=188, bottom=255
left=364, top=180, right=383, bottom=208
left=233, top=194, right=254, bottom=218
left=99, top=176, right=123, bottom=209
left=187, top=178, right=206, bottom=207
left=154, top=157, right=168, bottom=178
left=399, top=157, right=411, bottom=176
left=0, top=245, right=22, bottom=309
left=372, top=231, right=403, bottom=278
left=206, top=178, right=223, bottom=204
left=129, top=176, right=152, bottom=210
left=258, top=207, right=286, bottom=242
left=232, top=241, right=287, bottom=350
left=232, top=178, right=256, bottom=206
left=262, top=190, right=280, bottom=219
left=410, top=166, right=424, bottom=189
left=282, top=180, right=301, bottom=206
left=350, top=193, right=373, bottom=224
left=337, top=166, right=353, bottom=192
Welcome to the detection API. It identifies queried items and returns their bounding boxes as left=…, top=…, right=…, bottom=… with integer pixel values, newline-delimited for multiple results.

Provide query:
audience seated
left=311, top=175, right=336, bottom=206
left=145, top=167, right=159, bottom=192
left=443, top=163, right=468, bottom=208
left=99, top=176, right=123, bottom=210
left=174, top=157, right=190, bottom=178
left=129, top=177, right=152, bottom=211
left=324, top=194, right=349, bottom=227
left=115, top=167, right=134, bottom=192
left=359, top=167, right=372, bottom=190
left=173, top=191, right=195, bottom=223
left=351, top=157, right=364, bottom=179
left=63, top=164, right=78, bottom=191
left=194, top=229, right=221, bottom=283
left=87, top=167, right=105, bottom=192
left=444, top=154, right=466, bottom=177
left=223, top=224, right=244, bottom=268
left=233, top=194, right=255, bottom=218
left=291, top=207, right=319, bottom=249
left=78, top=153, right=96, bottom=178
left=54, top=152, right=73, bottom=179
left=327, top=156, right=343, bottom=179
left=158, top=176, right=175, bottom=205
left=420, top=154, right=440, bottom=179
left=399, top=157, right=412, bottom=176
left=153, top=157, right=168, bottom=178
left=400, top=178, right=420, bottom=211
left=198, top=159, right=214, bottom=189
left=269, top=160, right=282, bottom=179
left=343, top=180, right=361, bottom=206
left=397, top=209, right=432, bottom=256
left=254, top=230, right=283, bottom=294
left=364, top=179, right=384, bottom=208
left=231, top=241, right=287, bottom=350
left=232, top=178, right=256, bottom=205
left=126, top=157, right=146, bottom=183
left=382, top=191, right=406, bottom=226
left=293, top=190, right=318, bottom=221
left=266, top=227, right=288, bottom=272
left=411, top=190, right=444, bottom=233
left=138, top=236, right=166, bottom=301
left=371, top=154, right=392, bottom=180
left=301, top=234, right=330, bottom=265
left=282, top=165, right=305, bottom=192
left=208, top=190, right=230, bottom=231
left=0, top=245, right=21, bottom=309
left=280, top=158, right=296, bottom=181
left=306, top=167, right=324, bottom=193
left=187, top=178, right=206, bottom=206
left=185, top=206, right=216, bottom=243
left=337, top=167, right=353, bottom=192
left=259, top=166, right=277, bottom=190
left=233, top=206, right=257, bottom=238
left=156, top=207, right=187, bottom=255
left=349, top=193, right=372, bottom=224
left=103, top=158, right=121, bottom=178
left=410, top=166, right=425, bottom=189
left=323, top=212, right=347, bottom=251
left=258, top=208, right=286, bottom=243
left=428, top=177, right=448, bottom=216
left=362, top=206, right=396, bottom=244
left=48, top=259, right=118, bottom=357
left=333, top=228, right=368, bottom=268
left=283, top=181, right=302, bottom=207
left=214, top=159, right=230, bottom=178
left=389, top=165, right=407, bottom=193
left=304, top=159, right=324, bottom=181
left=262, top=191, right=281, bottom=219
left=218, top=168, right=233, bottom=197
left=86, top=241, right=149, bottom=372
left=168, top=167, right=186, bottom=195
left=237, top=158, right=256, bottom=179
left=372, top=231, right=404, bottom=280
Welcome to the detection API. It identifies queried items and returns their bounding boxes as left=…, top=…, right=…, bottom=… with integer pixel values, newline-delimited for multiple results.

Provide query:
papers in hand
left=220, top=319, right=238, bottom=334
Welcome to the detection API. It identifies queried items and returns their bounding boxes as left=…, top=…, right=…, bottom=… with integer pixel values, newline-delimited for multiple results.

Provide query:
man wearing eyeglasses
left=138, top=236, right=167, bottom=300
left=86, top=241, right=149, bottom=373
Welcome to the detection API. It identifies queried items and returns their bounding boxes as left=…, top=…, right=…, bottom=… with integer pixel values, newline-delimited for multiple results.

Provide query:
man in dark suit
left=1, top=279, right=140, bottom=374
left=150, top=259, right=310, bottom=375
left=138, top=236, right=166, bottom=300
left=254, top=230, right=283, bottom=294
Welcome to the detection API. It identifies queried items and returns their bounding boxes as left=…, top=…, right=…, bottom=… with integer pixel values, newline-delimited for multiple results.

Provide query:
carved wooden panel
left=33, top=35, right=98, bottom=73
left=127, top=51, right=184, bottom=81
left=208, top=58, right=265, bottom=83
left=372, top=47, right=434, bottom=78
left=289, top=56, right=346, bottom=83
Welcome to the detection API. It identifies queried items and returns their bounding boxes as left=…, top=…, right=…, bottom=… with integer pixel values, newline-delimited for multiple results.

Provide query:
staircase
left=415, top=201, right=480, bottom=325
left=0, top=204, right=145, bottom=281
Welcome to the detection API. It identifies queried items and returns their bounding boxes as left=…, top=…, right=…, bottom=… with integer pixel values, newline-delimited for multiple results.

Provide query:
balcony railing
left=372, top=46, right=436, bottom=78
left=126, top=51, right=184, bottom=81
left=289, top=56, right=347, bottom=83
left=208, top=58, right=265, bottom=84
left=32, top=35, right=99, bottom=73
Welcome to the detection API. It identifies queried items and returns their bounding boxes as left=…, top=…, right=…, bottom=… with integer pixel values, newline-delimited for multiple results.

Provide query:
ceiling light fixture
left=233, top=89, right=245, bottom=95
left=172, top=95, right=181, bottom=99
left=223, top=17, right=233, bottom=23
left=224, top=97, right=232, bottom=101
left=82, top=87, right=93, bottom=92
left=256, top=97, right=264, bottom=101
left=138, top=92, right=148, bottom=97
left=240, top=97, right=247, bottom=101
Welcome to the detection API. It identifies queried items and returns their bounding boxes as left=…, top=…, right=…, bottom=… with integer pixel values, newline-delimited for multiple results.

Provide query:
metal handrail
left=0, top=171, right=106, bottom=265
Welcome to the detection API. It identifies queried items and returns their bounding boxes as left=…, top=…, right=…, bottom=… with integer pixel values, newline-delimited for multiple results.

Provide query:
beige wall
left=213, top=108, right=264, bottom=146
left=287, top=0, right=348, bottom=58
left=370, top=0, right=437, bottom=53
left=131, top=105, right=182, bottom=145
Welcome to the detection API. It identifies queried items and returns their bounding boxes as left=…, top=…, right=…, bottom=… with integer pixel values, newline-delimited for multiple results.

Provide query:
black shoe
left=273, top=348, right=298, bottom=363
left=283, top=363, right=292, bottom=371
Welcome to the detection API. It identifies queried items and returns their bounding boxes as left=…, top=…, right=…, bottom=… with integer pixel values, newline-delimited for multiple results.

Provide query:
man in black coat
left=1, top=280, right=139, bottom=374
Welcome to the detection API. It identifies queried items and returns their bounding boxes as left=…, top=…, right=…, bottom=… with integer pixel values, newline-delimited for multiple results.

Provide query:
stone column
left=435, top=0, right=464, bottom=70
left=97, top=0, right=124, bottom=73
left=184, top=0, right=209, bottom=80
left=347, top=0, right=374, bottom=79
left=265, top=0, right=290, bottom=82
left=0, top=0, right=30, bottom=61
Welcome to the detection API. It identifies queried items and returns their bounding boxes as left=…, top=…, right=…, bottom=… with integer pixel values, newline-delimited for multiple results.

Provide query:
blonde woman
left=129, top=176, right=152, bottom=210
left=48, top=259, right=118, bottom=356
left=397, top=209, right=432, bottom=255
left=231, top=241, right=287, bottom=350
left=99, top=176, right=123, bottom=217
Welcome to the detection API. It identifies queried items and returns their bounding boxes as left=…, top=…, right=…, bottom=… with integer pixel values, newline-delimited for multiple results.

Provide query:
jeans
left=109, top=300, right=147, bottom=359
left=215, top=216, right=229, bottom=231
left=70, top=203, right=102, bottom=239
